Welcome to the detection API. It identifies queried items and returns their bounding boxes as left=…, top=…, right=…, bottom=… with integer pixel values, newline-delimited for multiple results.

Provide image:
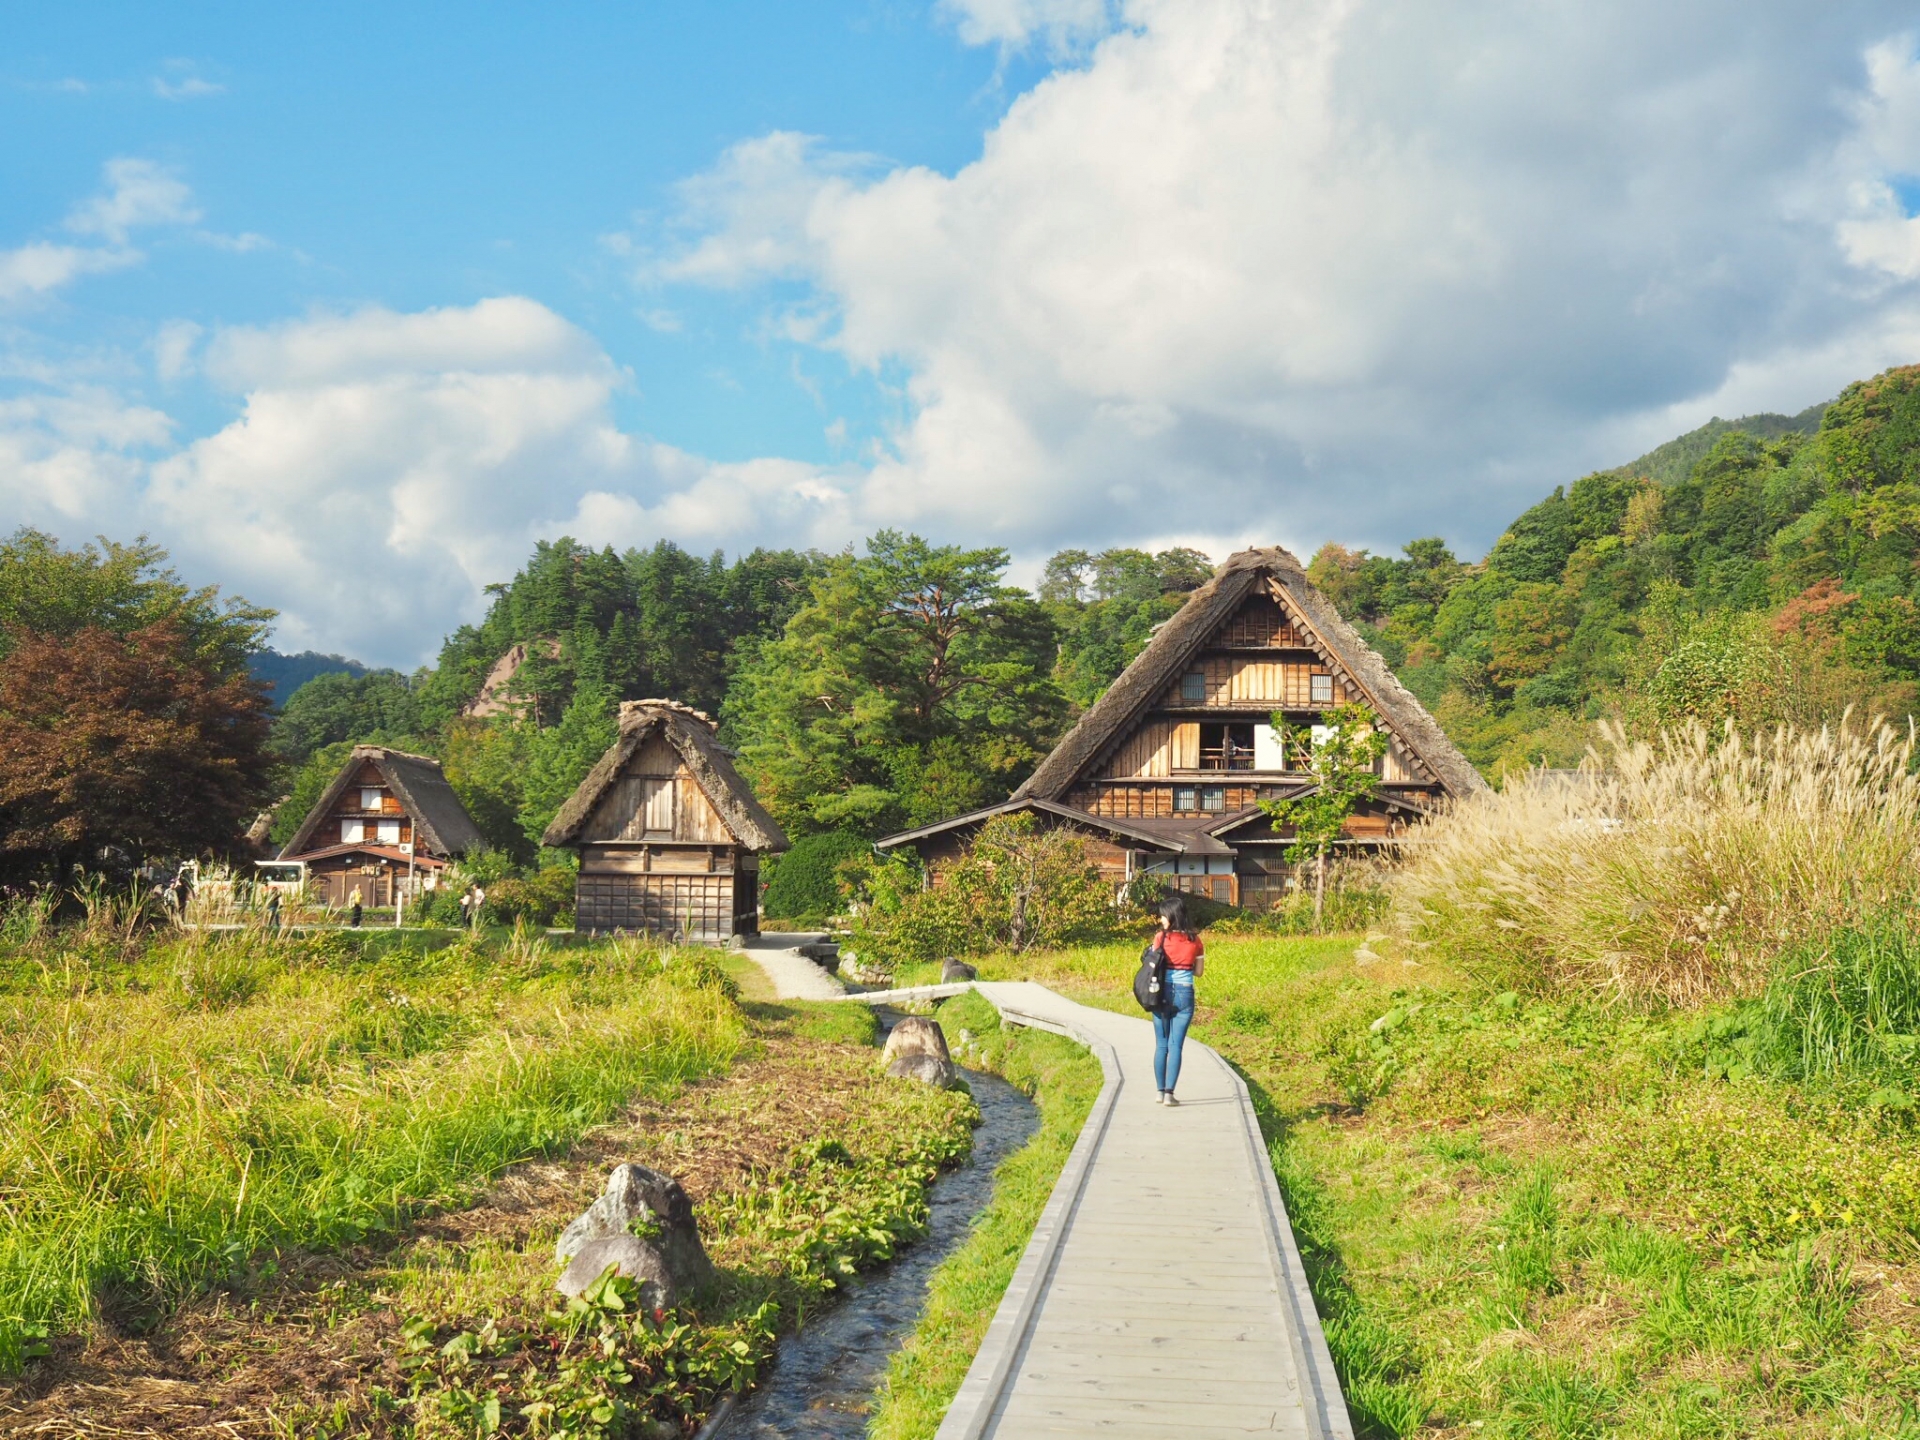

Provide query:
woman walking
left=1151, top=892, right=1203, bottom=1105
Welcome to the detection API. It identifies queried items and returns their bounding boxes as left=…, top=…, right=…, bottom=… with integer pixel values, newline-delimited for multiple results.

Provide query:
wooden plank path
left=849, top=980, right=1352, bottom=1439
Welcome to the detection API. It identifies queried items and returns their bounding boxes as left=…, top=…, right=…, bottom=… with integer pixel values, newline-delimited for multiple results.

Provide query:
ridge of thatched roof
left=1013, top=545, right=1487, bottom=803
left=279, top=746, right=485, bottom=860
left=540, top=701, right=788, bottom=852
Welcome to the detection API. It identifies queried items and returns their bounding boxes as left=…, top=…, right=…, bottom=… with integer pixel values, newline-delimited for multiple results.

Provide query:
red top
left=1158, top=930, right=1204, bottom=970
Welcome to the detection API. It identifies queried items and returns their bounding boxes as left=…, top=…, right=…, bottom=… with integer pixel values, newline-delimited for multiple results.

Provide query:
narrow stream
left=717, top=1023, right=1038, bottom=1437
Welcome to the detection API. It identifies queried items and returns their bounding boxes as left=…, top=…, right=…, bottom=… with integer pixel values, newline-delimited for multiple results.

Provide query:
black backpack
left=1133, top=933, right=1172, bottom=1014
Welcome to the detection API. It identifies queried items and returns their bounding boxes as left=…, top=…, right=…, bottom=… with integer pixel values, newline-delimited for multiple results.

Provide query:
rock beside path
left=941, top=958, right=979, bottom=982
left=554, top=1164, right=711, bottom=1300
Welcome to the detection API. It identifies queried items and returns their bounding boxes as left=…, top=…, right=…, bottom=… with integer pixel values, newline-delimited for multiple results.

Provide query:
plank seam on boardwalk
left=843, top=980, right=1353, bottom=1439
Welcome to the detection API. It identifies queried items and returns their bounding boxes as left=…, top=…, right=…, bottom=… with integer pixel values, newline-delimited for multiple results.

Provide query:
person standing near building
left=469, top=883, right=486, bottom=930
left=1151, top=892, right=1204, bottom=1105
left=348, top=884, right=364, bottom=928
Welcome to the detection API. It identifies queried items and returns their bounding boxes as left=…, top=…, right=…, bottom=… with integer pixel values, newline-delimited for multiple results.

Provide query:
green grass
left=978, top=934, right=1920, bottom=1437
left=867, top=987, right=1103, bottom=1440
left=0, top=924, right=748, bottom=1370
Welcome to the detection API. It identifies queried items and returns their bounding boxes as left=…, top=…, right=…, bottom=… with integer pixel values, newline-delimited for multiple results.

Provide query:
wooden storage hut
left=880, top=546, right=1487, bottom=908
left=277, top=746, right=484, bottom=907
left=542, top=700, right=789, bottom=942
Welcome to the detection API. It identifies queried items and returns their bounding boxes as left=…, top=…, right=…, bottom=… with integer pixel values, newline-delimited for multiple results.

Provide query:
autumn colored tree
left=0, top=622, right=276, bottom=876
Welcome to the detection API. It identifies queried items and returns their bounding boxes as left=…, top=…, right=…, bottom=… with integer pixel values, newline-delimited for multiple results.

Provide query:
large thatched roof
left=1013, top=546, right=1487, bottom=803
left=279, top=746, right=485, bottom=860
left=541, top=700, right=789, bottom=852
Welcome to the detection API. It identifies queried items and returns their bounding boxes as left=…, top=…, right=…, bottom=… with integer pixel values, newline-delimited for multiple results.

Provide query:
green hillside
left=1313, top=364, right=1920, bottom=776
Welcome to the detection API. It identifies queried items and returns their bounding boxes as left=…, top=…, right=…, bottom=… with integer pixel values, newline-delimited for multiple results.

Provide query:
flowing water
left=716, top=1050, right=1038, bottom=1438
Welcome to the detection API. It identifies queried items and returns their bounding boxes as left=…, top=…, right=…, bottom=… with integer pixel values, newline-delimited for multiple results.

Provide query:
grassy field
left=982, top=934, right=1920, bottom=1439
left=0, top=914, right=989, bottom=1437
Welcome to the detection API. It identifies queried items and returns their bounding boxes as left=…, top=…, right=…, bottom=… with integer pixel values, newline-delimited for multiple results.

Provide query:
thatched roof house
left=880, top=546, right=1484, bottom=909
left=278, top=745, right=483, bottom=906
left=543, top=700, right=788, bottom=941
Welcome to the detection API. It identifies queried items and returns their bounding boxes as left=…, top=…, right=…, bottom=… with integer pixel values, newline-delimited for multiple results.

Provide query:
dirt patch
left=0, top=1035, right=890, bottom=1439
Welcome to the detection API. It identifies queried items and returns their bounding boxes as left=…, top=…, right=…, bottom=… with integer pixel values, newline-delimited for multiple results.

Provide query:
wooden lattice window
left=641, top=778, right=675, bottom=833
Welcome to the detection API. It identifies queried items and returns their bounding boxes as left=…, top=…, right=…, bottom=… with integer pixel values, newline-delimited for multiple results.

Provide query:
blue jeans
left=1152, top=973, right=1196, bottom=1092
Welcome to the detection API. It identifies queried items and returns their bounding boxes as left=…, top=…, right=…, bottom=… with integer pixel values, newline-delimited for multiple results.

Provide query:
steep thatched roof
left=279, top=746, right=485, bottom=860
left=541, top=700, right=789, bottom=852
left=1013, top=546, right=1487, bottom=803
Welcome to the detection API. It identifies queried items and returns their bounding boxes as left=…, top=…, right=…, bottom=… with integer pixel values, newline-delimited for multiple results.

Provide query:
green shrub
left=486, top=866, right=577, bottom=927
left=761, top=830, right=872, bottom=922
left=851, top=814, right=1116, bottom=975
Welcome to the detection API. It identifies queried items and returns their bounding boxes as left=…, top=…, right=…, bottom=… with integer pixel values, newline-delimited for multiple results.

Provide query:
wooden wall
left=584, top=737, right=734, bottom=845
left=575, top=870, right=754, bottom=942
left=1158, top=656, right=1356, bottom=709
left=316, top=762, right=413, bottom=850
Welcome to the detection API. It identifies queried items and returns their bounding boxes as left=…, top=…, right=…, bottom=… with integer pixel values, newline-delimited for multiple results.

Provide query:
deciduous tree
left=0, top=623, right=276, bottom=876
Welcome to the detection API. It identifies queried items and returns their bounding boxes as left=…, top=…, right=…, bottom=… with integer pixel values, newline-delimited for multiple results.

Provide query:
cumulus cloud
left=656, top=0, right=1920, bottom=559
left=125, top=299, right=855, bottom=661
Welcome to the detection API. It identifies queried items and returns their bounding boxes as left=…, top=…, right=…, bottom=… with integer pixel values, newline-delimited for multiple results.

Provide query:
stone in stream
left=940, top=957, right=978, bottom=982
left=554, top=1164, right=711, bottom=1301
left=882, top=1016, right=964, bottom=1089
left=881, top=1015, right=950, bottom=1065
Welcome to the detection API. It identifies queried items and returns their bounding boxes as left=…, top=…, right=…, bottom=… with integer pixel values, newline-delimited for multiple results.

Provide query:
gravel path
left=737, top=933, right=848, bottom=1000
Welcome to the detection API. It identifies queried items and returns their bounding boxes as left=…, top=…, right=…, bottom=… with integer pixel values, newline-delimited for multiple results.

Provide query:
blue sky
left=7, top=2, right=1920, bottom=665
left=5, top=2, right=1049, bottom=463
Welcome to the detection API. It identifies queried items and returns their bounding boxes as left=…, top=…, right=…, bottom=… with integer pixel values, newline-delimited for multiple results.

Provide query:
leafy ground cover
left=0, top=919, right=979, bottom=1438
left=983, top=935, right=1920, bottom=1439
left=868, top=988, right=1103, bottom=1439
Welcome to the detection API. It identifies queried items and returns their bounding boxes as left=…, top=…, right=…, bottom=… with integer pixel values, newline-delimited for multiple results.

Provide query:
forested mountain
left=1312, top=364, right=1920, bottom=776
left=247, top=649, right=367, bottom=707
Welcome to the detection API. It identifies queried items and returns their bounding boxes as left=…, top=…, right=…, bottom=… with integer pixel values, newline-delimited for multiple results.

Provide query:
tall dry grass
left=1393, top=715, right=1920, bottom=1005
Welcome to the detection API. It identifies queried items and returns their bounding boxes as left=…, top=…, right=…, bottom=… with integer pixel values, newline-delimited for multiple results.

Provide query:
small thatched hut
left=542, top=700, right=789, bottom=942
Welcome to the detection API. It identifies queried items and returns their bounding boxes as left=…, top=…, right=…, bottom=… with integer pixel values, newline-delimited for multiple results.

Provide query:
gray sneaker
left=1164, top=1092, right=1180, bottom=1107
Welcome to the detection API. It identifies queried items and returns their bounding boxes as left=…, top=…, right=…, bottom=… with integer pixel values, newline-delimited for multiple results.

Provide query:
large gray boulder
left=887, top=1051, right=964, bottom=1089
left=556, top=1233, right=677, bottom=1307
left=940, top=958, right=978, bottom=982
left=881, top=1015, right=951, bottom=1067
left=554, top=1164, right=711, bottom=1299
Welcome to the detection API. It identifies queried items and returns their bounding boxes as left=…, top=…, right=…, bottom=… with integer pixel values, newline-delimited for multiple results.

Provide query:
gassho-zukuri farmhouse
left=879, top=545, right=1486, bottom=908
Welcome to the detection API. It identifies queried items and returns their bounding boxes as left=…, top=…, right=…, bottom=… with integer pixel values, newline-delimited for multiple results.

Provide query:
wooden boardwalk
left=859, top=980, right=1352, bottom=1438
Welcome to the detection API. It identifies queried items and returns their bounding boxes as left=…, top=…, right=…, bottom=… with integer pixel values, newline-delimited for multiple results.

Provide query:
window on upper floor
left=1310, top=673, right=1334, bottom=704
left=1180, top=671, right=1206, bottom=702
left=361, top=787, right=383, bottom=811
left=1199, top=722, right=1255, bottom=771
left=340, top=819, right=365, bottom=844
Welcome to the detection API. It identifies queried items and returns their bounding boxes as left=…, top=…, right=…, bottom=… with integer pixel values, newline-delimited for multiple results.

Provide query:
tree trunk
left=1313, top=850, right=1327, bottom=931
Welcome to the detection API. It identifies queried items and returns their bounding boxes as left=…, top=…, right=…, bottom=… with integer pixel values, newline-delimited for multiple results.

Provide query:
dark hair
left=1156, top=891, right=1197, bottom=938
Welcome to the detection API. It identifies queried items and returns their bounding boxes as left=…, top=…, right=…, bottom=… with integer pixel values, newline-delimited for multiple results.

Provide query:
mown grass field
left=982, top=935, right=1920, bottom=1439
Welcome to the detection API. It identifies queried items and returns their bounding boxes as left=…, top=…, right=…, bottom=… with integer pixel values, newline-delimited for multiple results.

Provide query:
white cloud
left=65, top=158, right=199, bottom=243
left=938, top=0, right=1117, bottom=52
left=0, top=389, right=171, bottom=524
left=151, top=59, right=225, bottom=102
left=653, top=0, right=1920, bottom=559
left=0, top=159, right=203, bottom=308
left=0, top=242, right=136, bottom=303
left=152, top=320, right=203, bottom=382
